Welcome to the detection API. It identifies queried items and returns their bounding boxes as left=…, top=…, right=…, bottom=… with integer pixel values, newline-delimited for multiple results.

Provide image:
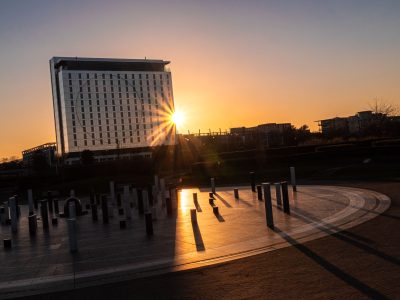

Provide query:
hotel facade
left=50, top=57, right=176, bottom=156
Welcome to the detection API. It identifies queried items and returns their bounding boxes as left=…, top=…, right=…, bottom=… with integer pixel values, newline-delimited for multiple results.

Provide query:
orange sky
left=0, top=1, right=399, bottom=158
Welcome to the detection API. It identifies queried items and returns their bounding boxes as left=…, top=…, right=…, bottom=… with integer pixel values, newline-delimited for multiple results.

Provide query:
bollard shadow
left=273, top=226, right=388, bottom=299
left=214, top=194, right=232, bottom=208
left=191, top=222, right=205, bottom=251
left=194, top=200, right=202, bottom=212
left=236, top=197, right=252, bottom=207
left=214, top=211, right=225, bottom=222
left=291, top=207, right=400, bottom=267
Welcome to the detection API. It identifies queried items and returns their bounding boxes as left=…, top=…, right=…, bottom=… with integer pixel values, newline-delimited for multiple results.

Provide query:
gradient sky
left=0, top=0, right=399, bottom=158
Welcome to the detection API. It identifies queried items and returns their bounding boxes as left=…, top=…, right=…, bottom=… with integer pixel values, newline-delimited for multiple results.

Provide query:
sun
left=171, top=110, right=185, bottom=128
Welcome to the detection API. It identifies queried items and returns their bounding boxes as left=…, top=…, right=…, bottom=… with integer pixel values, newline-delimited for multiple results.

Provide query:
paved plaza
left=0, top=185, right=391, bottom=299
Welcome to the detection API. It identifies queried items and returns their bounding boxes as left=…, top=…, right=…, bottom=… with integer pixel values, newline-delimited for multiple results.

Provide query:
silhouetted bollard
left=145, top=212, right=153, bottom=235
left=148, top=186, right=154, bottom=206
left=166, top=197, right=172, bottom=216
left=120, top=220, right=126, bottom=229
left=137, top=189, right=144, bottom=215
left=257, top=185, right=263, bottom=201
left=190, top=208, right=197, bottom=223
left=290, top=167, right=297, bottom=192
left=211, top=178, right=216, bottom=194
left=118, top=208, right=124, bottom=215
left=193, top=193, right=198, bottom=203
left=0, top=206, right=5, bottom=225
left=110, top=181, right=116, bottom=206
left=101, top=196, right=109, bottom=224
left=54, top=199, right=59, bottom=214
left=281, top=181, right=290, bottom=214
left=250, top=172, right=256, bottom=192
left=40, top=200, right=49, bottom=229
left=234, top=188, right=239, bottom=199
left=28, top=214, right=37, bottom=236
left=143, top=190, right=149, bottom=212
left=213, top=206, right=219, bottom=215
left=47, top=191, right=54, bottom=214
left=3, top=239, right=11, bottom=249
left=275, top=183, right=282, bottom=206
left=67, top=218, right=77, bottom=252
left=91, top=204, right=98, bottom=221
left=28, top=189, right=34, bottom=214
left=52, top=217, right=58, bottom=226
left=262, top=183, right=274, bottom=229
left=123, top=185, right=132, bottom=220
left=9, top=197, right=18, bottom=233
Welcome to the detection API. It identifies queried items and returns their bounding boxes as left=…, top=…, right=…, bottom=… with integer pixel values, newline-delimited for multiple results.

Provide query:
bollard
left=28, top=189, right=34, bottom=214
left=190, top=208, right=197, bottom=223
left=123, top=185, right=132, bottom=220
left=250, top=172, right=256, bottom=192
left=262, top=183, right=274, bottom=229
left=118, top=208, right=124, bottom=215
left=211, top=178, right=216, bottom=194
left=47, top=191, right=54, bottom=214
left=281, top=181, right=290, bottom=214
left=9, top=197, right=18, bottom=233
left=101, top=195, right=109, bottom=224
left=256, top=185, right=263, bottom=201
left=28, top=214, right=37, bottom=236
left=275, top=183, right=282, bottom=206
left=166, top=197, right=172, bottom=216
left=213, top=206, right=219, bottom=215
left=145, top=212, right=153, bottom=235
left=137, top=189, right=144, bottom=214
left=3, top=239, right=12, bottom=249
left=69, top=202, right=76, bottom=219
left=110, top=181, right=116, bottom=206
left=54, top=199, right=59, bottom=214
left=52, top=217, right=58, bottom=226
left=91, top=204, right=98, bottom=221
left=143, top=190, right=149, bottom=212
left=0, top=206, right=5, bottom=225
left=234, top=188, right=239, bottom=199
left=193, top=192, right=198, bottom=202
left=290, top=166, right=297, bottom=192
left=67, top=218, right=78, bottom=252
left=148, top=186, right=154, bottom=206
left=40, top=200, right=49, bottom=229
left=120, top=220, right=126, bottom=229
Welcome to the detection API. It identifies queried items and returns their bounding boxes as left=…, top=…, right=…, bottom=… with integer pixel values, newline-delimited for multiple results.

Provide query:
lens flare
left=171, top=110, right=185, bottom=128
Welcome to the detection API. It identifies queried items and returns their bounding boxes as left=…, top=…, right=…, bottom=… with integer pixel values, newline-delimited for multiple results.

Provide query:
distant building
left=22, top=143, right=56, bottom=166
left=231, top=123, right=292, bottom=147
left=50, top=57, right=176, bottom=157
left=317, top=111, right=391, bottom=136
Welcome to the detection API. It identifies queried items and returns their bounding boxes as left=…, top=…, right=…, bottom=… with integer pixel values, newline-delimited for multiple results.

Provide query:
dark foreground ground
left=17, top=182, right=400, bottom=300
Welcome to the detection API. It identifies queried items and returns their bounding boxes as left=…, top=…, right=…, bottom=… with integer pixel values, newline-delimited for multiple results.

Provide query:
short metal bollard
left=281, top=181, right=290, bottom=214
left=211, top=178, right=216, bottom=194
left=67, top=218, right=78, bottom=252
left=234, top=188, right=239, bottom=199
left=91, top=204, right=98, bottom=221
left=28, top=189, right=34, bottom=215
left=213, top=206, right=219, bottom=215
left=9, top=197, right=18, bottom=233
left=256, top=185, right=263, bottom=201
left=190, top=208, right=197, bottom=223
left=47, top=191, right=54, bottom=214
left=193, top=193, right=198, bottom=203
left=40, top=200, right=49, bottom=229
left=275, top=183, right=282, bottom=206
left=290, top=166, right=297, bottom=192
left=250, top=172, right=256, bottom=192
left=28, top=214, right=37, bottom=236
left=101, top=195, right=109, bottom=224
left=3, top=239, right=12, bottom=249
left=262, top=183, right=274, bottom=229
left=145, top=212, right=153, bottom=236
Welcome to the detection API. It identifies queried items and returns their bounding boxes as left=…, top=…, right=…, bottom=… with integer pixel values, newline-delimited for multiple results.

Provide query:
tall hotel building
left=50, top=57, right=176, bottom=156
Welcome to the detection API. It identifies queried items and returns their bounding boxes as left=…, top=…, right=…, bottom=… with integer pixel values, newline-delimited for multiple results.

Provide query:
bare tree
left=368, top=97, right=399, bottom=116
